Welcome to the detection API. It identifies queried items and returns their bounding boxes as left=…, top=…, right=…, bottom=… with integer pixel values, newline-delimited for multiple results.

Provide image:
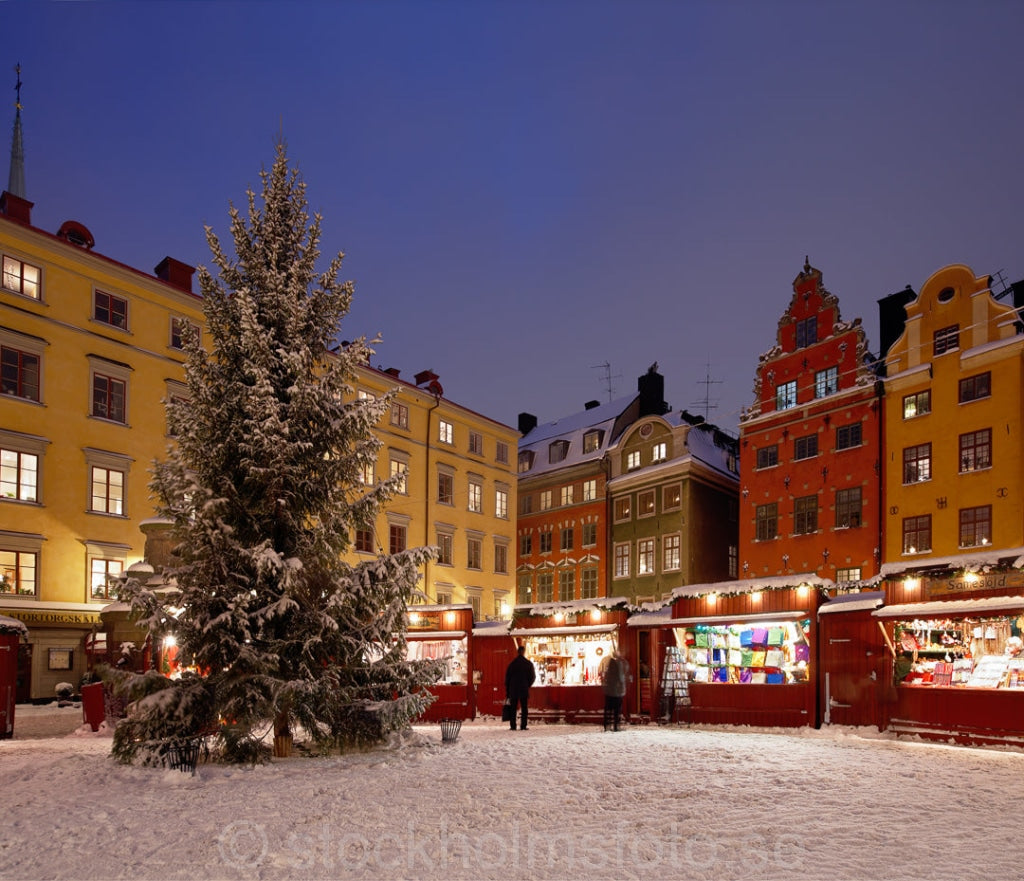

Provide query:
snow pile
left=2, top=708, right=1023, bottom=880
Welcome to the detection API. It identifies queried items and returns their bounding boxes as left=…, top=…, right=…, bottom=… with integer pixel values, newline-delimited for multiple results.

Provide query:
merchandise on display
left=676, top=619, right=811, bottom=684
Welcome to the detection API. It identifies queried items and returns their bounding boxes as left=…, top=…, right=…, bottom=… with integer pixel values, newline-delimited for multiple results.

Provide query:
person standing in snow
left=601, top=650, right=629, bottom=731
left=505, top=645, right=536, bottom=731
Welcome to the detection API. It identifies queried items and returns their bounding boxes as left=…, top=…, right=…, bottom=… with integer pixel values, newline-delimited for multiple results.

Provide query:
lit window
left=582, top=479, right=597, bottom=501
left=794, top=495, right=817, bottom=535
left=614, top=496, right=631, bottom=521
left=756, top=503, right=778, bottom=541
left=2, top=255, right=40, bottom=299
left=0, top=548, right=37, bottom=595
left=663, top=534, right=681, bottom=571
left=558, top=570, right=574, bottom=602
left=651, top=442, right=667, bottom=462
left=835, top=487, right=862, bottom=528
left=582, top=523, right=597, bottom=547
left=536, top=572, right=554, bottom=603
left=437, top=532, right=453, bottom=565
left=90, top=466, right=124, bottom=515
left=776, top=381, right=797, bottom=410
left=517, top=573, right=533, bottom=605
left=959, top=505, right=991, bottom=548
left=90, top=558, right=123, bottom=599
left=959, top=429, right=991, bottom=472
left=437, top=471, right=453, bottom=504
left=903, top=390, right=931, bottom=419
left=638, top=490, right=655, bottom=517
left=94, top=290, right=128, bottom=329
left=390, top=401, right=409, bottom=429
left=539, top=490, right=552, bottom=511
left=835, top=567, right=861, bottom=584
left=627, top=450, right=641, bottom=471
left=814, top=366, right=838, bottom=398
left=903, top=444, right=931, bottom=484
left=468, top=478, right=482, bottom=513
left=560, top=485, right=575, bottom=506
left=439, top=420, right=453, bottom=444
left=933, top=324, right=959, bottom=356
left=92, top=373, right=126, bottom=423
left=390, top=458, right=408, bottom=494
left=518, top=451, right=533, bottom=473
left=583, top=430, right=602, bottom=453
left=637, top=538, right=655, bottom=575
left=959, top=372, right=991, bottom=403
left=902, top=515, right=931, bottom=554
left=0, top=447, right=38, bottom=501
left=495, top=488, right=508, bottom=519
left=358, top=460, right=374, bottom=486
left=581, top=567, right=598, bottom=599
left=614, top=543, right=630, bottom=578
left=663, top=484, right=681, bottom=510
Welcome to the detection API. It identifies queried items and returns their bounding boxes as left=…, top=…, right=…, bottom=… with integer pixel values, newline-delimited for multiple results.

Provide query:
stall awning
left=872, top=596, right=1024, bottom=619
left=405, top=630, right=466, bottom=640
left=665, top=611, right=808, bottom=626
left=509, top=624, right=618, bottom=638
left=818, top=592, right=885, bottom=617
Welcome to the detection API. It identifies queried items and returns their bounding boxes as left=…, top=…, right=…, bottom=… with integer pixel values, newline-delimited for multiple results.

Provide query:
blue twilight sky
left=6, top=1, right=1023, bottom=433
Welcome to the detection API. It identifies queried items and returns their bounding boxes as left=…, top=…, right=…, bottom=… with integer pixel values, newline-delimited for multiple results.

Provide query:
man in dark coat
left=504, top=645, right=536, bottom=731
left=601, top=650, right=629, bottom=731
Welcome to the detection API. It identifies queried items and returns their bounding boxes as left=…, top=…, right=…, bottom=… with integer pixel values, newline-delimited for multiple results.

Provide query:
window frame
left=437, top=470, right=454, bottom=505
left=793, top=495, right=818, bottom=535
left=169, top=316, right=198, bottom=351
left=835, top=486, right=862, bottom=529
left=93, top=289, right=128, bottom=330
left=2, top=254, right=41, bottom=300
left=613, top=542, right=630, bottom=578
left=959, top=372, right=991, bottom=404
left=560, top=526, right=574, bottom=552
left=902, top=390, right=931, bottom=419
left=582, top=479, right=597, bottom=502
left=613, top=496, right=631, bottom=522
left=959, top=505, right=992, bottom=549
left=663, top=533, right=681, bottom=572
left=0, top=430, right=45, bottom=503
left=582, top=522, right=597, bottom=547
left=756, top=445, right=778, bottom=469
left=902, top=514, right=931, bottom=554
left=468, top=431, right=484, bottom=456
left=558, top=569, right=574, bottom=602
left=933, top=324, right=959, bottom=356
left=581, top=567, right=598, bottom=599
left=390, top=401, right=409, bottom=429
left=814, top=366, right=838, bottom=398
left=1, top=341, right=41, bottom=402
left=439, top=419, right=454, bottom=445
left=662, top=483, right=682, bottom=510
left=755, top=502, right=778, bottom=541
left=466, top=535, right=482, bottom=570
left=902, top=443, right=931, bottom=484
left=776, top=380, right=797, bottom=411
left=794, top=434, right=818, bottom=461
left=959, top=428, right=992, bottom=473
left=836, top=423, right=862, bottom=451
left=495, top=486, right=509, bottom=519
left=467, top=477, right=483, bottom=513
left=0, top=533, right=40, bottom=596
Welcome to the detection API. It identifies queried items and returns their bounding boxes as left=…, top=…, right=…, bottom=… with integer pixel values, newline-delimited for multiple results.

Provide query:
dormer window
left=517, top=450, right=534, bottom=473
left=583, top=429, right=603, bottom=453
left=548, top=439, right=569, bottom=463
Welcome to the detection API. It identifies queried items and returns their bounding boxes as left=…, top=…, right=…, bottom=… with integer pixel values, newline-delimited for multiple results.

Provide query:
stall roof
left=514, top=597, right=630, bottom=616
left=404, top=630, right=466, bottom=640
left=818, top=591, right=885, bottom=616
left=0, top=613, right=28, bottom=635
left=627, top=607, right=673, bottom=627
left=873, top=595, right=1024, bottom=619
left=665, top=611, right=808, bottom=626
left=879, top=547, right=1024, bottom=578
left=471, top=620, right=513, bottom=637
left=508, top=623, right=618, bottom=638
left=670, top=574, right=831, bottom=600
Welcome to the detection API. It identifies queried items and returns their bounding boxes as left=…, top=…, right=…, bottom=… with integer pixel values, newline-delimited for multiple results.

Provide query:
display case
left=677, top=619, right=811, bottom=685
left=522, top=632, right=614, bottom=686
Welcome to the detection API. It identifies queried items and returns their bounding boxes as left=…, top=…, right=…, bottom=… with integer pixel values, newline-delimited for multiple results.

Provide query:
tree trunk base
left=273, top=734, right=293, bottom=758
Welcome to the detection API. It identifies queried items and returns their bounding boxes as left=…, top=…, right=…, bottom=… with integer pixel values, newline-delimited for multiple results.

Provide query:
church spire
left=8, top=64, right=25, bottom=199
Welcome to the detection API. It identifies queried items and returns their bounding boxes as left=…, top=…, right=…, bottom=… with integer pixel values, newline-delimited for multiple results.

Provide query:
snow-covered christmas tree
left=112, top=143, right=442, bottom=764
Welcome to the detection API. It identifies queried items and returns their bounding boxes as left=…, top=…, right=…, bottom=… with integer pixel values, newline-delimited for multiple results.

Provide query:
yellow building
left=881, top=264, right=1024, bottom=563
left=0, top=190, right=205, bottom=699
left=346, top=366, right=519, bottom=620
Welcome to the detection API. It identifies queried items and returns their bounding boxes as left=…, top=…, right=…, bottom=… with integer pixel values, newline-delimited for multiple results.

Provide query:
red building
left=739, top=260, right=881, bottom=586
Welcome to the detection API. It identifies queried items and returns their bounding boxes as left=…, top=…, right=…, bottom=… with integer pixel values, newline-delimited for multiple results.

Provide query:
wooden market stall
left=816, top=591, right=886, bottom=729
left=405, top=604, right=476, bottom=722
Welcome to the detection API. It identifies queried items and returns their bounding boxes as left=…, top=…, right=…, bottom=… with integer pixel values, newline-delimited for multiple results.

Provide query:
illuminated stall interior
left=671, top=617, right=811, bottom=684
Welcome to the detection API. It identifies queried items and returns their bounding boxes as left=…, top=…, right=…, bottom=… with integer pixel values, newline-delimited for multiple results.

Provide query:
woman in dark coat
left=505, top=645, right=536, bottom=731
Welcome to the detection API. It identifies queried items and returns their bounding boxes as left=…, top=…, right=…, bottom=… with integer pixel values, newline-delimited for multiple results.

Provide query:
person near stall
left=601, top=650, right=629, bottom=731
left=505, top=645, right=536, bottom=731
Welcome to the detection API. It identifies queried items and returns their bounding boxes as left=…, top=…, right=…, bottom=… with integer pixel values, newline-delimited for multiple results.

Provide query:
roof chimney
left=0, top=190, right=31, bottom=225
left=638, top=363, right=667, bottom=416
left=414, top=369, right=443, bottom=397
left=154, top=257, right=195, bottom=293
left=518, top=412, right=538, bottom=436
left=584, top=400, right=601, bottom=410
left=383, top=367, right=401, bottom=378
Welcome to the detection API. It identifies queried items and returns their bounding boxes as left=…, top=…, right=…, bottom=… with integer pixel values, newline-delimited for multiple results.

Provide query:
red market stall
left=471, top=621, right=518, bottom=718
left=1, top=614, right=28, bottom=739
left=816, top=591, right=886, bottom=729
left=662, top=576, right=825, bottom=728
left=405, top=604, right=476, bottom=722
left=507, top=600, right=631, bottom=724
left=873, top=566, right=1024, bottom=747
left=625, top=607, right=674, bottom=722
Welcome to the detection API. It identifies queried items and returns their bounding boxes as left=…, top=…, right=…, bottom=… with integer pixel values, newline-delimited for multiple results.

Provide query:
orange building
left=739, top=260, right=881, bottom=585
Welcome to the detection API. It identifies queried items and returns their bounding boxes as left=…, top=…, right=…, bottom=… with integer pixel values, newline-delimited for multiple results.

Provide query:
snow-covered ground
left=3, top=704, right=1022, bottom=881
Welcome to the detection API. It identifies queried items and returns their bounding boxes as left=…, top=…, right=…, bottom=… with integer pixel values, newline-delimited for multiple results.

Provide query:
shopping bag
left=501, top=700, right=514, bottom=723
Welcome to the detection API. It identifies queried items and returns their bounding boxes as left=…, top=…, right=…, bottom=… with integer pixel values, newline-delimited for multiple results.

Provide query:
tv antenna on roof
left=591, top=361, right=621, bottom=403
left=691, top=360, right=721, bottom=421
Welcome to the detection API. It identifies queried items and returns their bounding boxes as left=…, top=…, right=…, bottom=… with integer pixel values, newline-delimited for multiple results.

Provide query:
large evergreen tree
left=112, top=143, right=442, bottom=763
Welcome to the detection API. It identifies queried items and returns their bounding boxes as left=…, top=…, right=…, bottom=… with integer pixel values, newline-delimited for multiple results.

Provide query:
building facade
left=739, top=260, right=881, bottom=585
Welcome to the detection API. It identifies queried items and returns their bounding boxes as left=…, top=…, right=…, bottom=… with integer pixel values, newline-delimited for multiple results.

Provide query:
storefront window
left=406, top=637, right=468, bottom=685
left=676, top=619, right=811, bottom=684
left=522, top=633, right=615, bottom=686
left=892, top=616, right=1024, bottom=688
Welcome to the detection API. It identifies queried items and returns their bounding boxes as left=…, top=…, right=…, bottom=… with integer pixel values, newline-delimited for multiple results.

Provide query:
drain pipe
left=423, top=389, right=442, bottom=599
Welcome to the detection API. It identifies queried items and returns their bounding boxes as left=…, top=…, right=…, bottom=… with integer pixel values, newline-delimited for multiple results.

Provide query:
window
left=469, top=431, right=483, bottom=456
left=389, top=523, right=407, bottom=554
left=90, top=466, right=125, bottom=515
left=903, top=390, right=931, bottom=419
left=560, top=527, right=574, bottom=552
left=539, top=530, right=553, bottom=553
left=582, top=479, right=597, bottom=501
left=355, top=527, right=374, bottom=553
left=0, top=548, right=36, bottom=595
left=436, top=589, right=452, bottom=606
left=518, top=451, right=533, bottom=473
left=520, top=534, right=532, bottom=557
left=495, top=441, right=509, bottom=465
left=836, top=567, right=861, bottom=584
left=835, top=487, right=862, bottom=528
left=358, top=460, right=374, bottom=486
left=94, top=290, right=128, bottom=329
left=519, top=494, right=533, bottom=515
left=495, top=487, right=508, bottom=519
left=539, top=490, right=552, bottom=511
left=903, top=444, right=931, bottom=484
left=558, top=570, right=574, bottom=602
left=836, top=423, right=862, bottom=451
left=651, top=442, right=667, bottom=462
left=795, top=316, right=817, bottom=348
left=756, top=446, right=778, bottom=469
left=2, top=255, right=40, bottom=299
left=933, top=324, right=959, bottom=355
left=1, top=344, right=40, bottom=401
left=356, top=389, right=375, bottom=402
left=756, top=503, right=778, bottom=541
left=169, top=317, right=198, bottom=350
left=728, top=545, right=738, bottom=578
left=614, top=543, right=630, bottom=578
left=638, top=538, right=655, bottom=575
left=389, top=458, right=408, bottom=494
left=437, top=471, right=453, bottom=504
left=582, top=523, right=597, bottom=547
left=959, top=429, right=992, bottom=472
left=663, top=534, right=681, bottom=571
left=560, top=485, right=575, bottom=506
left=390, top=401, right=409, bottom=429
left=583, top=430, right=603, bottom=453
left=494, top=543, right=508, bottom=574
left=549, top=440, right=569, bottom=463
left=776, top=381, right=797, bottom=411
left=468, top=594, right=481, bottom=620
left=902, top=515, right=931, bottom=554
left=92, top=373, right=126, bottom=423
left=794, top=434, right=818, bottom=460
left=90, top=557, right=123, bottom=600
left=794, top=496, right=818, bottom=535
left=959, top=372, right=991, bottom=403
left=468, top=478, right=482, bottom=513
left=815, top=366, right=838, bottom=398
left=663, top=484, right=681, bottom=510
left=581, top=567, right=598, bottom=599
left=959, top=505, right=991, bottom=548
left=436, top=532, right=453, bottom=565
left=614, top=497, right=631, bottom=521
left=517, top=574, right=532, bottom=605
left=0, top=447, right=38, bottom=502
left=638, top=490, right=655, bottom=517
left=467, top=537, right=482, bottom=570
left=626, top=450, right=641, bottom=471
left=537, top=572, right=554, bottom=604
left=439, top=420, right=453, bottom=444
